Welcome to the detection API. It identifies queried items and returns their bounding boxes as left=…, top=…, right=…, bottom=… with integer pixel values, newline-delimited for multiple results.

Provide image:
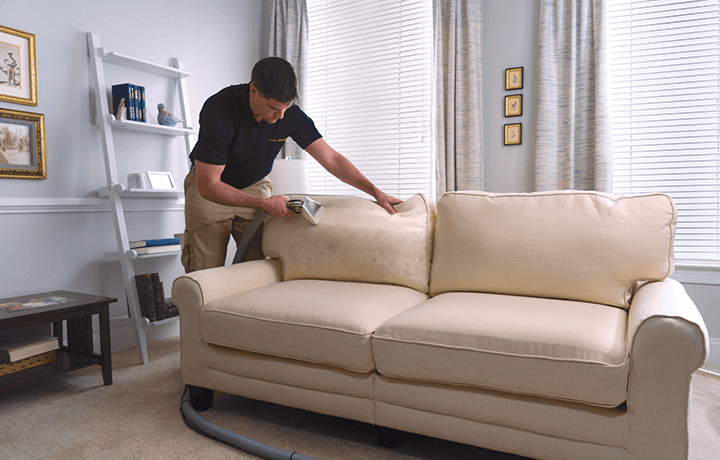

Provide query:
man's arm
left=194, top=160, right=294, bottom=218
left=304, top=138, right=402, bottom=214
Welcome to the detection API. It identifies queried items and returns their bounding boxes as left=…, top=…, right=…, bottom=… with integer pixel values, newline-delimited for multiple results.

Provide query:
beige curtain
left=269, top=0, right=308, bottom=160
left=535, top=0, right=612, bottom=191
left=434, top=0, right=484, bottom=196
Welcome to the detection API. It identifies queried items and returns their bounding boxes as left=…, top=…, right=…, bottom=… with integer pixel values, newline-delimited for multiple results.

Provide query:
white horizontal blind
left=608, top=0, right=720, bottom=262
left=305, top=0, right=434, bottom=200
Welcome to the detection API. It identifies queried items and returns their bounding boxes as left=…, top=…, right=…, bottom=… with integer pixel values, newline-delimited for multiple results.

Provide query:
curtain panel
left=434, top=0, right=484, bottom=196
left=535, top=0, right=611, bottom=192
left=269, top=0, right=308, bottom=160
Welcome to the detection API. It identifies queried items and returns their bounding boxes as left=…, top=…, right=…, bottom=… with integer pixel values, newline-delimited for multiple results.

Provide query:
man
left=183, top=57, right=402, bottom=273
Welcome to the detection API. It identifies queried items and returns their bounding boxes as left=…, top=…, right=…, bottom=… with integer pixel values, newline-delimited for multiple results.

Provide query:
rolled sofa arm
left=171, top=259, right=283, bottom=385
left=625, top=278, right=709, bottom=459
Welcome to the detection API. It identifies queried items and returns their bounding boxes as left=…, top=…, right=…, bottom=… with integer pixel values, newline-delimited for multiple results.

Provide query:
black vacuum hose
left=180, top=386, right=325, bottom=460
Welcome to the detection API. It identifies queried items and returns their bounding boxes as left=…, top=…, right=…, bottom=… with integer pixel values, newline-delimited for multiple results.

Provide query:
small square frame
left=504, top=94, right=522, bottom=117
left=0, top=107, right=45, bottom=179
left=504, top=123, right=522, bottom=146
left=0, top=25, right=38, bottom=106
left=505, top=67, right=523, bottom=91
left=145, top=171, right=176, bottom=190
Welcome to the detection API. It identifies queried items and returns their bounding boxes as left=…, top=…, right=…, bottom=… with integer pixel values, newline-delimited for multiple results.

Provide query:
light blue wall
left=0, top=0, right=265, bottom=350
left=482, top=0, right=539, bottom=193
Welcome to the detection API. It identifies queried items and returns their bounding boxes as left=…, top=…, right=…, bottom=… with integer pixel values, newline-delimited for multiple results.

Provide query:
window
left=608, top=0, right=720, bottom=264
left=305, top=0, right=434, bottom=200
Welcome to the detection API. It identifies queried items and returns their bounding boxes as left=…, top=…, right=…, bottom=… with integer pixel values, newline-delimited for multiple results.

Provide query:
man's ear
left=249, top=82, right=263, bottom=99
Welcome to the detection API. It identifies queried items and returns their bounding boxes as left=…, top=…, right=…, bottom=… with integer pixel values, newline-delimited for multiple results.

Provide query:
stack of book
left=0, top=336, right=59, bottom=377
left=129, top=237, right=181, bottom=255
left=134, top=273, right=179, bottom=322
left=112, top=83, right=146, bottom=122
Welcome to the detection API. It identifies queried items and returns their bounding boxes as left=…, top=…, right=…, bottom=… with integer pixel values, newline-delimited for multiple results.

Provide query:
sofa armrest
left=172, top=258, right=283, bottom=310
left=171, top=258, right=282, bottom=387
left=627, top=278, right=709, bottom=373
left=625, top=278, right=709, bottom=459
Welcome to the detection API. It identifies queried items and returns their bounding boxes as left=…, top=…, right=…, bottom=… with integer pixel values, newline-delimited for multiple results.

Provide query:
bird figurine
left=157, top=103, right=183, bottom=126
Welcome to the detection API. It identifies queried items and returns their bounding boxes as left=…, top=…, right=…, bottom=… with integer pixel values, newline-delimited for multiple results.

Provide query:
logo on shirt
left=269, top=138, right=288, bottom=142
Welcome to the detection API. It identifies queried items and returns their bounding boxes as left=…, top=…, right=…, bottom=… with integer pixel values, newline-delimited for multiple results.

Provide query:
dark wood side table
left=0, top=290, right=117, bottom=392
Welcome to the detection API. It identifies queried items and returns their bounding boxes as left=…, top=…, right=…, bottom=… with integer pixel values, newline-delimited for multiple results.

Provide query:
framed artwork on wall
left=505, top=66, right=523, bottom=91
left=504, top=123, right=522, bottom=146
left=0, top=25, right=37, bottom=106
left=0, top=108, right=46, bottom=179
left=146, top=171, right=176, bottom=190
left=505, top=94, right=522, bottom=117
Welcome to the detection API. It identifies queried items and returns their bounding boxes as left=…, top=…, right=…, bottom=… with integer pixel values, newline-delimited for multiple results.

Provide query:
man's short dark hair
left=251, top=57, right=299, bottom=105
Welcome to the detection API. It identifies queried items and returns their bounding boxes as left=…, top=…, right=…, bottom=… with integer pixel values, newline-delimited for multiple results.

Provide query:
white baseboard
left=92, top=321, right=179, bottom=356
left=708, top=338, right=720, bottom=364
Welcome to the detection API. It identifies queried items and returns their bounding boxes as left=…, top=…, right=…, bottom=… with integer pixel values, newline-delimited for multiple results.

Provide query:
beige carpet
left=0, top=337, right=718, bottom=460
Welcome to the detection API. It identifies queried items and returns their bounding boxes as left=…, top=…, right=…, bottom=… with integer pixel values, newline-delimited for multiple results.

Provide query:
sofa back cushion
left=263, top=194, right=436, bottom=293
left=429, top=191, right=677, bottom=308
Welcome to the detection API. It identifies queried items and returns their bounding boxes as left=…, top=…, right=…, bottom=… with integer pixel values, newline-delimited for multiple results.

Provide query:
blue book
left=129, top=237, right=181, bottom=249
left=111, top=83, right=132, bottom=120
left=138, top=85, right=147, bottom=122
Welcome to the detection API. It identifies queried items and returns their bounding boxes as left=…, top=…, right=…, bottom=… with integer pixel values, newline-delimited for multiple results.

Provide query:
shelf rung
left=101, top=50, right=191, bottom=79
left=143, top=316, right=180, bottom=328
left=104, top=114, right=195, bottom=136
left=104, top=248, right=181, bottom=262
left=98, top=186, right=183, bottom=199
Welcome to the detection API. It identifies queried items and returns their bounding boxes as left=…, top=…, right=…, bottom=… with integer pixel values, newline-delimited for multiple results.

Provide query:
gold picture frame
left=504, top=123, right=522, bottom=146
left=0, top=108, right=46, bottom=179
left=0, top=25, right=37, bottom=106
left=505, top=67, right=523, bottom=91
left=505, top=94, right=522, bottom=117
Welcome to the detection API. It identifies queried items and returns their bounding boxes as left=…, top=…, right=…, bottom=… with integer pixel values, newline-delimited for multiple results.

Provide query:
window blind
left=305, top=0, right=434, bottom=200
left=608, top=0, right=720, bottom=262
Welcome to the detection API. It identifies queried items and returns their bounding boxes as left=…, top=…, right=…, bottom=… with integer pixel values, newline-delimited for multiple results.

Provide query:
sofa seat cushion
left=372, top=292, right=630, bottom=408
left=201, top=279, right=429, bottom=372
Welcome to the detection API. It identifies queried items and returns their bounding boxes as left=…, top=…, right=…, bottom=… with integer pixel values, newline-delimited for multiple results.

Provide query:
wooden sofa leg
left=188, top=385, right=214, bottom=412
left=376, top=426, right=404, bottom=448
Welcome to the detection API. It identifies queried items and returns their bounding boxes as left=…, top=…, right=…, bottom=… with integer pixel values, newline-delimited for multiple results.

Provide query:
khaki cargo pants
left=182, top=170, right=272, bottom=273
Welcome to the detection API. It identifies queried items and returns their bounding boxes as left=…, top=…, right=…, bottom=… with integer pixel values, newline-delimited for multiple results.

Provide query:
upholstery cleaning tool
left=232, top=197, right=323, bottom=264
left=286, top=197, right=324, bottom=226
left=181, top=386, right=325, bottom=460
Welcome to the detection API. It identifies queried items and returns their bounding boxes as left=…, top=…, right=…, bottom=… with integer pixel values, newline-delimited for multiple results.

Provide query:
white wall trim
left=0, top=197, right=184, bottom=214
left=709, top=337, right=720, bottom=365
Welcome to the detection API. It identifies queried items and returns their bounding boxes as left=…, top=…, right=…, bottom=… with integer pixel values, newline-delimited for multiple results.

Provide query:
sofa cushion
left=429, top=191, right=676, bottom=308
left=200, top=279, right=429, bottom=372
left=263, top=194, right=436, bottom=293
left=372, top=292, right=630, bottom=408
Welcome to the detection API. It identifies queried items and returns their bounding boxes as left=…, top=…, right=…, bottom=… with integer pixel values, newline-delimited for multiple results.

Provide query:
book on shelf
left=111, top=83, right=146, bottom=122
left=134, top=273, right=174, bottom=322
left=129, top=237, right=180, bottom=249
left=134, top=274, right=157, bottom=321
left=0, top=336, right=59, bottom=363
left=0, top=350, right=58, bottom=377
left=132, top=244, right=181, bottom=255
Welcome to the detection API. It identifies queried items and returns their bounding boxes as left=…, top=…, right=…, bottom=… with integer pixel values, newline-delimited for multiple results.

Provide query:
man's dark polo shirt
left=190, top=84, right=322, bottom=189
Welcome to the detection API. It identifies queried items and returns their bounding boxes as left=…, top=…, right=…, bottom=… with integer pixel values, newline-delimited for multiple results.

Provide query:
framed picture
left=0, top=108, right=45, bottom=179
left=505, top=94, right=522, bottom=117
left=505, top=67, right=523, bottom=91
left=0, top=25, right=37, bottom=106
left=146, top=171, right=176, bottom=190
left=504, top=123, right=522, bottom=146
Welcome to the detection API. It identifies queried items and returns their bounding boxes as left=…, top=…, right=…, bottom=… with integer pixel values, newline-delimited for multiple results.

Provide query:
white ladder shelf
left=87, top=32, right=194, bottom=364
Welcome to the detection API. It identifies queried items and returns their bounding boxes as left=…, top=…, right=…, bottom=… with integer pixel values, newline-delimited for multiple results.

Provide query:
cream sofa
left=172, top=191, right=709, bottom=460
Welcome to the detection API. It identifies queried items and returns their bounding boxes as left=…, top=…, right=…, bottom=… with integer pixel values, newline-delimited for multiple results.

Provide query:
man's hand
left=376, top=192, right=403, bottom=215
left=263, top=195, right=294, bottom=218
